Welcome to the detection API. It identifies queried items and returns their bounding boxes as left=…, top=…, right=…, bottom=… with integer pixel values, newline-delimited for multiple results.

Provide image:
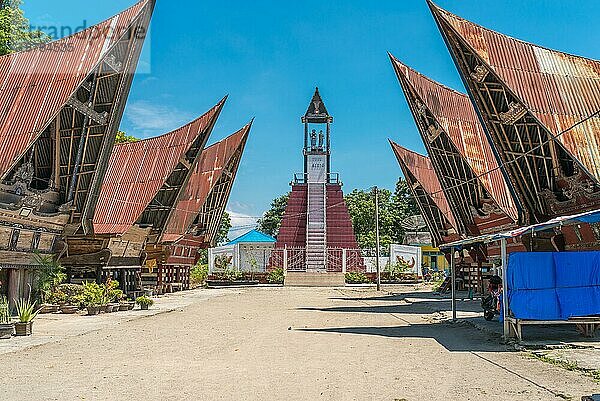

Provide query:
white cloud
left=227, top=209, right=258, bottom=229
left=124, top=101, right=194, bottom=137
left=226, top=209, right=259, bottom=239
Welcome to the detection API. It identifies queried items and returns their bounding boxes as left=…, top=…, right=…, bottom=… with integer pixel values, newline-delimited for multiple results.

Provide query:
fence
left=268, top=247, right=370, bottom=273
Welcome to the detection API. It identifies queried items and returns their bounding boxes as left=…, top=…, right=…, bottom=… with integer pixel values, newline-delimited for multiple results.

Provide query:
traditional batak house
left=389, top=56, right=522, bottom=290
left=144, top=121, right=251, bottom=293
left=0, top=0, right=155, bottom=303
left=389, top=142, right=458, bottom=248
left=390, top=55, right=518, bottom=237
left=274, top=88, right=363, bottom=285
left=428, top=2, right=600, bottom=251
left=61, top=99, right=226, bottom=294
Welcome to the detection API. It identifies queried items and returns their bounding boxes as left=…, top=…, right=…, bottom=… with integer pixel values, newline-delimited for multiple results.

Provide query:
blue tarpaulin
left=507, top=251, right=600, bottom=320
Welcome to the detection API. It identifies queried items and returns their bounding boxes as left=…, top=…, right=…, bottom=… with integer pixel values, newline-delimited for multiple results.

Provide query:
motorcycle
left=481, top=275, right=502, bottom=321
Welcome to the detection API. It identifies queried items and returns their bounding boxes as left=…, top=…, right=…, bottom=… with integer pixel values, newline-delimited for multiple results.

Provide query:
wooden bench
left=507, top=316, right=600, bottom=341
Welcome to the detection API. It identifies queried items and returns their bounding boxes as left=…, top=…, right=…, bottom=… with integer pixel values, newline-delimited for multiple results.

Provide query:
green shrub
left=34, top=253, right=66, bottom=303
left=267, top=267, right=284, bottom=284
left=52, top=284, right=84, bottom=305
left=46, top=288, right=67, bottom=304
left=190, top=263, right=209, bottom=287
left=215, top=267, right=243, bottom=282
left=385, top=262, right=413, bottom=281
left=135, top=296, right=154, bottom=307
left=77, top=281, right=103, bottom=307
left=345, top=271, right=370, bottom=284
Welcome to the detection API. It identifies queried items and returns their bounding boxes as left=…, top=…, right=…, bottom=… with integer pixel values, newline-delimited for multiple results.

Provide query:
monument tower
left=275, top=88, right=363, bottom=284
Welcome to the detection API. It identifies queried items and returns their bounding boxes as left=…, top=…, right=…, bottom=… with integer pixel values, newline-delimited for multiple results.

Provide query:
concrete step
left=285, top=272, right=345, bottom=287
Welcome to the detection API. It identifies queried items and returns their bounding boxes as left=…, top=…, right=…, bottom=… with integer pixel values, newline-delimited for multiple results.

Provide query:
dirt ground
left=0, top=286, right=598, bottom=400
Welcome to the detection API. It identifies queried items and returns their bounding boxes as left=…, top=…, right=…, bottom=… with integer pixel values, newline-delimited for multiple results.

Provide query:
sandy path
left=0, top=286, right=597, bottom=400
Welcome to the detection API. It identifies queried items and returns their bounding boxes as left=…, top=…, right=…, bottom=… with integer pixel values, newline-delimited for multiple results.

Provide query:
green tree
left=344, top=177, right=420, bottom=251
left=215, top=211, right=231, bottom=245
left=257, top=193, right=289, bottom=238
left=0, top=0, right=49, bottom=56
left=345, top=187, right=394, bottom=250
left=391, top=176, right=419, bottom=236
left=115, top=131, right=139, bottom=144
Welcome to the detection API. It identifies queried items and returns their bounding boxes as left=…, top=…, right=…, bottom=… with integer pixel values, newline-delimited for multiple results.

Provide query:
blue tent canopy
left=227, top=229, right=276, bottom=245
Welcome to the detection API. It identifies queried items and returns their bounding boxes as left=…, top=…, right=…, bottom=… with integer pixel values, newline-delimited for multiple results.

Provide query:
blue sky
left=23, top=0, right=600, bottom=233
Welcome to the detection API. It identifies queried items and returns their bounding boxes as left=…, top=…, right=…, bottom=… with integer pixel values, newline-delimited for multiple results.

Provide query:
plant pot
left=0, top=323, right=14, bottom=339
left=39, top=304, right=60, bottom=314
left=60, top=305, right=79, bottom=314
left=118, top=303, right=130, bottom=312
left=99, top=305, right=110, bottom=313
left=127, top=302, right=135, bottom=310
left=14, top=321, right=32, bottom=336
left=108, top=303, right=120, bottom=312
left=140, top=304, right=149, bottom=310
left=86, top=306, right=100, bottom=315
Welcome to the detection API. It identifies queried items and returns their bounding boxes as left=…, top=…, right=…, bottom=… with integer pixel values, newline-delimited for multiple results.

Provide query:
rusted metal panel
left=390, top=142, right=457, bottom=230
left=0, top=0, right=152, bottom=180
left=430, top=2, right=600, bottom=181
left=93, top=99, right=225, bottom=235
left=391, top=56, right=518, bottom=222
left=163, top=122, right=251, bottom=241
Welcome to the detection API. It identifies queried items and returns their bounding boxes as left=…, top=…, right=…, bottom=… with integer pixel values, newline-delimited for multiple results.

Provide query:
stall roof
left=227, top=230, right=276, bottom=245
left=440, top=208, right=600, bottom=249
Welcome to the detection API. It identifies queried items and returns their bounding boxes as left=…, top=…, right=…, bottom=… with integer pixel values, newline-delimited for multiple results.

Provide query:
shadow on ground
left=326, top=290, right=600, bottom=347
left=296, top=322, right=509, bottom=352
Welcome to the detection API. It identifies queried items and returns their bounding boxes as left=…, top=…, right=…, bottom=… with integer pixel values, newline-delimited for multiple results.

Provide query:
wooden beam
left=54, top=114, right=61, bottom=188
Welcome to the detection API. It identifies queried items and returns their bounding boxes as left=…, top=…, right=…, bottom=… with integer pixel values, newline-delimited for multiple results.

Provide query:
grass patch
left=529, top=352, right=600, bottom=383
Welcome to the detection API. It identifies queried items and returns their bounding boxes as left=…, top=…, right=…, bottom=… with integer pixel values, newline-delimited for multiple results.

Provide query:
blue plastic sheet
left=507, top=251, right=600, bottom=320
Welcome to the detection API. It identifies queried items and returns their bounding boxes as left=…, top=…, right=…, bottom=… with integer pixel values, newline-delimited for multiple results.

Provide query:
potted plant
left=34, top=253, right=66, bottom=314
left=78, top=281, right=103, bottom=315
left=108, top=283, right=123, bottom=312
left=57, top=284, right=84, bottom=314
left=118, top=300, right=130, bottom=311
left=0, top=296, right=13, bottom=339
left=14, top=297, right=40, bottom=336
left=135, top=296, right=154, bottom=310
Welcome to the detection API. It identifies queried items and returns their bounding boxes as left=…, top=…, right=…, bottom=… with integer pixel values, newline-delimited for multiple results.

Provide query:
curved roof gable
left=93, top=98, right=226, bottom=234
left=390, top=141, right=457, bottom=230
left=428, top=1, right=600, bottom=180
left=390, top=55, right=518, bottom=221
left=162, top=120, right=251, bottom=241
left=0, top=0, right=154, bottom=179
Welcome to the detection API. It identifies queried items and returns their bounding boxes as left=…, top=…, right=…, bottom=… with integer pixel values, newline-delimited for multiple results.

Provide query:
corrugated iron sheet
left=431, top=3, right=600, bottom=180
left=0, top=0, right=152, bottom=179
left=391, top=55, right=518, bottom=221
left=163, top=122, right=251, bottom=241
left=93, top=99, right=226, bottom=235
left=390, top=141, right=457, bottom=230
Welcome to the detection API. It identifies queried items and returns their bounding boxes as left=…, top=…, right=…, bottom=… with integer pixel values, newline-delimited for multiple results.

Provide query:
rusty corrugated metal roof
left=390, top=141, right=457, bottom=230
left=0, top=0, right=153, bottom=179
left=390, top=55, right=519, bottom=222
left=93, top=98, right=226, bottom=235
left=162, top=121, right=251, bottom=242
left=428, top=1, right=600, bottom=181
